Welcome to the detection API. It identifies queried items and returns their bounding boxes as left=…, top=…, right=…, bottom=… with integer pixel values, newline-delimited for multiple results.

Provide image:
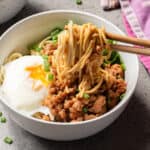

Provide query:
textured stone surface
left=0, top=0, right=150, bottom=150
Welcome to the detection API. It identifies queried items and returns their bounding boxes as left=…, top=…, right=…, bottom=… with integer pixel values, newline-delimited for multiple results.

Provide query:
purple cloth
left=130, top=0, right=150, bottom=38
left=100, top=0, right=150, bottom=72
left=120, top=0, right=150, bottom=73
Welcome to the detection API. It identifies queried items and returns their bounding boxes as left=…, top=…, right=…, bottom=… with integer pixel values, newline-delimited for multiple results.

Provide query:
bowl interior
left=0, top=10, right=139, bottom=120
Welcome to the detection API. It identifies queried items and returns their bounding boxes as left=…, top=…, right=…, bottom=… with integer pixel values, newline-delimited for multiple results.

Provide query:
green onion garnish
left=0, top=117, right=6, bottom=123
left=102, top=49, right=109, bottom=56
left=109, top=51, right=119, bottom=64
left=121, top=63, right=126, bottom=71
left=35, top=47, right=42, bottom=52
left=29, top=44, right=42, bottom=52
left=48, top=74, right=54, bottom=81
left=82, top=107, right=88, bottom=113
left=104, top=59, right=110, bottom=64
left=4, top=137, right=13, bottom=144
left=49, top=27, right=62, bottom=41
left=52, top=35, right=58, bottom=41
left=76, top=0, right=82, bottom=5
left=102, top=59, right=110, bottom=68
left=42, top=55, right=49, bottom=60
left=107, top=39, right=116, bottom=44
left=120, top=93, right=125, bottom=100
left=83, top=93, right=90, bottom=99
left=44, top=61, right=50, bottom=72
left=0, top=112, right=2, bottom=117
left=42, top=55, right=50, bottom=72
left=50, top=28, right=62, bottom=36
left=52, top=40, right=57, bottom=44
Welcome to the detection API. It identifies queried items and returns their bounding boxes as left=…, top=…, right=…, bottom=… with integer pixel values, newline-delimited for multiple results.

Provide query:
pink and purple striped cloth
left=101, top=0, right=150, bottom=73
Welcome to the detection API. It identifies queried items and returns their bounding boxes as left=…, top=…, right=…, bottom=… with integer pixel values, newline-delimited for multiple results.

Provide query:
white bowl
left=0, top=0, right=26, bottom=24
left=0, top=10, right=139, bottom=141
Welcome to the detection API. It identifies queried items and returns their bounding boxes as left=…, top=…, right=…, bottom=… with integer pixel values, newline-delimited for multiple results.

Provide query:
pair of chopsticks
left=106, top=32, right=150, bottom=56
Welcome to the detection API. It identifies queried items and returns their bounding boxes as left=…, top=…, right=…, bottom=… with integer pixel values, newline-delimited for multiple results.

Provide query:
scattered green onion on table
left=76, top=0, right=82, bottom=5
left=4, top=137, right=13, bottom=144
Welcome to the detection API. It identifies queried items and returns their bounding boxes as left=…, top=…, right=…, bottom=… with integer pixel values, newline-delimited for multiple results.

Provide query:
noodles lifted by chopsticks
left=51, top=21, right=112, bottom=97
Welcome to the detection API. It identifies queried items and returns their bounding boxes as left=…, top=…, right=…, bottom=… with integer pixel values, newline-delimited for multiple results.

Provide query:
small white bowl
left=0, top=0, right=26, bottom=24
left=0, top=10, right=139, bottom=141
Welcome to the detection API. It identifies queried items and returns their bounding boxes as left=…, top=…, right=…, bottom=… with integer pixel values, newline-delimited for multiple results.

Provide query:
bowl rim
left=0, top=9, right=139, bottom=126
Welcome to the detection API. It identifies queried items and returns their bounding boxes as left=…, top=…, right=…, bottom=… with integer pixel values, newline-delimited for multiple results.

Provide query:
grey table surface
left=0, top=0, right=150, bottom=150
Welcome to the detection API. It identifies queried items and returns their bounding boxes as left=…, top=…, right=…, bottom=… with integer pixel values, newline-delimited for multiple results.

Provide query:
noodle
left=39, top=36, right=52, bottom=48
left=4, top=52, right=23, bottom=64
left=0, top=65, right=4, bottom=85
left=0, top=52, right=23, bottom=85
left=51, top=21, right=113, bottom=96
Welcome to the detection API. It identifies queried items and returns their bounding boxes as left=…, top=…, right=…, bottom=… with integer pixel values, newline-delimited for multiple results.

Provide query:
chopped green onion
left=0, top=112, right=2, bottom=117
left=48, top=74, right=54, bottom=81
left=52, top=40, right=57, bottom=44
left=109, top=51, right=117, bottom=60
left=83, top=93, right=90, bottom=99
left=120, top=93, right=125, bottom=100
left=29, top=44, right=42, bottom=52
left=121, top=63, right=126, bottom=71
left=50, top=28, right=62, bottom=36
left=44, top=61, right=50, bottom=72
left=102, top=49, right=109, bottom=56
left=52, top=35, right=58, bottom=41
left=82, top=107, right=88, bottom=113
left=76, top=0, right=82, bottom=5
left=107, top=39, right=116, bottom=44
left=0, top=117, right=6, bottom=123
left=102, top=63, right=107, bottom=68
left=4, top=137, right=13, bottom=144
left=42, top=55, right=50, bottom=72
left=102, top=59, right=110, bottom=68
left=49, top=27, right=62, bottom=42
left=42, top=55, right=49, bottom=60
left=103, top=51, right=125, bottom=67
left=109, top=51, right=126, bottom=66
left=35, top=47, right=42, bottom=52
left=109, top=51, right=119, bottom=64
left=28, top=44, right=36, bottom=50
left=104, top=59, right=110, bottom=64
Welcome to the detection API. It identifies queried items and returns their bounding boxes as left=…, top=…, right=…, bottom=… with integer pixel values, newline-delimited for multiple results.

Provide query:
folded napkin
left=101, top=0, right=150, bottom=73
left=120, top=0, right=150, bottom=73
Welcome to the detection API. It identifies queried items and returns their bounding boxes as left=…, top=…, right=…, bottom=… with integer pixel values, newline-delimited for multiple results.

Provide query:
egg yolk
left=25, top=65, right=49, bottom=87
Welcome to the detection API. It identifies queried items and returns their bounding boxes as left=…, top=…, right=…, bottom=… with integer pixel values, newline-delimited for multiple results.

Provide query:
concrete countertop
left=0, top=0, right=150, bottom=150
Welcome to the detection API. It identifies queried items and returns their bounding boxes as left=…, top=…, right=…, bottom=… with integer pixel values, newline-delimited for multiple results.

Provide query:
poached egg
left=1, top=55, right=50, bottom=111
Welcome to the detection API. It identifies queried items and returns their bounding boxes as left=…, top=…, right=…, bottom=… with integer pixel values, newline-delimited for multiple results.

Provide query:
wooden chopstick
left=110, top=44, right=150, bottom=56
left=106, top=32, right=150, bottom=47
